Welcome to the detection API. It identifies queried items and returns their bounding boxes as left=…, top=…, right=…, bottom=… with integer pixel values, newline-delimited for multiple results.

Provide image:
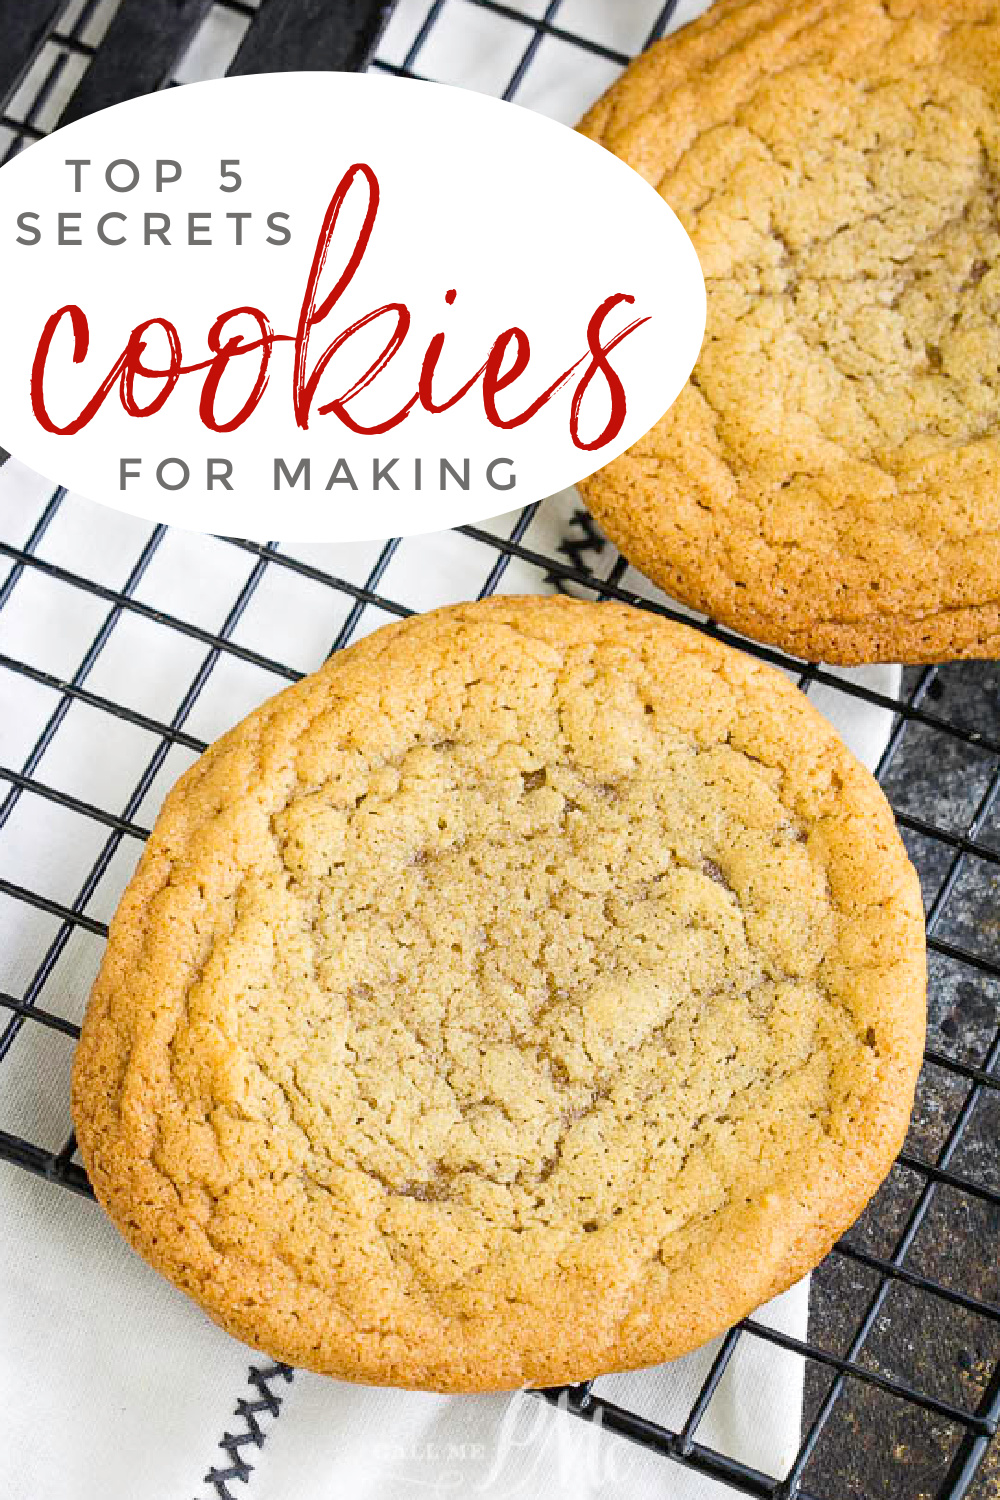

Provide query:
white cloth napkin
left=0, top=453, right=900, bottom=1500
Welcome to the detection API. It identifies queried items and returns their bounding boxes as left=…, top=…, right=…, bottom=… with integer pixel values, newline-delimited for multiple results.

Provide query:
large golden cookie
left=73, top=598, right=925, bottom=1389
left=578, top=0, right=1000, bottom=663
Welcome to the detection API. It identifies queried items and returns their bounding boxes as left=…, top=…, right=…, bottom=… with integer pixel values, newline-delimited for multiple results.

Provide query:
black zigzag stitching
left=198, top=1363, right=295, bottom=1500
left=546, top=508, right=607, bottom=594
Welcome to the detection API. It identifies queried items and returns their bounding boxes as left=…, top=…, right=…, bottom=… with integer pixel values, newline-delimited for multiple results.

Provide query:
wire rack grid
left=0, top=3, right=998, bottom=1499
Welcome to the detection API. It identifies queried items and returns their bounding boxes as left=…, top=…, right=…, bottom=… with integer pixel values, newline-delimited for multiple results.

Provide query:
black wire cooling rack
left=0, top=3, right=998, bottom=1499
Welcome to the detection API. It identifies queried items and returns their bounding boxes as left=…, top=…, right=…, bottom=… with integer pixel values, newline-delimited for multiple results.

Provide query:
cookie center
left=180, top=726, right=861, bottom=1236
left=693, top=68, right=1000, bottom=464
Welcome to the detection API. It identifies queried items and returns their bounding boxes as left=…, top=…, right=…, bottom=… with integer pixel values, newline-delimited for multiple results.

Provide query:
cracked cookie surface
left=578, top=0, right=1000, bottom=663
left=72, top=597, right=925, bottom=1390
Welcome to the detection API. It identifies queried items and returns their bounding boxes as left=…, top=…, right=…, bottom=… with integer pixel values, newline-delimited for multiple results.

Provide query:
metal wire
left=0, top=3, right=997, bottom=1498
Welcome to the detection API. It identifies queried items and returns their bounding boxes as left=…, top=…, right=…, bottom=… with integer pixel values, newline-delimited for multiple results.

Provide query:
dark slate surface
left=0, top=0, right=64, bottom=112
left=802, top=662, right=1000, bottom=1500
left=59, top=0, right=215, bottom=124
left=228, top=0, right=396, bottom=76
